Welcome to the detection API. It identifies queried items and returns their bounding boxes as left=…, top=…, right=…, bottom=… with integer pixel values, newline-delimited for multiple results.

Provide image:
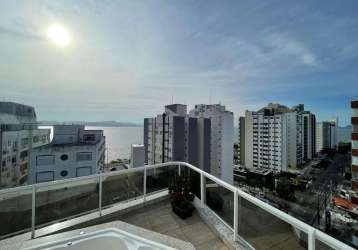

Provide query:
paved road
left=263, top=153, right=350, bottom=227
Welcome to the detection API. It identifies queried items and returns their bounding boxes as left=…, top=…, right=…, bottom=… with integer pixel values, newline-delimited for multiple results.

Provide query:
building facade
left=0, top=102, right=50, bottom=188
left=316, top=121, right=337, bottom=153
left=302, top=112, right=316, bottom=162
left=352, top=100, right=358, bottom=190
left=189, top=104, right=234, bottom=183
left=244, top=103, right=315, bottom=172
left=28, top=125, right=105, bottom=184
left=144, top=104, right=211, bottom=173
left=236, top=116, right=245, bottom=166
left=130, top=144, right=145, bottom=168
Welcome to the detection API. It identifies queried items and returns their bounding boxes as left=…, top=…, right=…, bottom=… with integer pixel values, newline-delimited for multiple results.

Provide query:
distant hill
left=38, top=120, right=143, bottom=127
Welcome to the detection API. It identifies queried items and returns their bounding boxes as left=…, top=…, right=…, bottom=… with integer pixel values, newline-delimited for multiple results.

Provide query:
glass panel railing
left=35, top=176, right=99, bottom=228
left=102, top=170, right=144, bottom=208
left=315, top=239, right=335, bottom=250
left=146, top=165, right=177, bottom=196
left=0, top=186, right=32, bottom=237
left=179, top=165, right=201, bottom=199
left=205, top=177, right=234, bottom=228
left=238, top=196, right=308, bottom=249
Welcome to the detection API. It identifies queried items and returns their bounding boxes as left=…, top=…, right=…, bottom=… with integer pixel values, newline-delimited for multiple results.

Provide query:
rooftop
left=0, top=162, right=354, bottom=250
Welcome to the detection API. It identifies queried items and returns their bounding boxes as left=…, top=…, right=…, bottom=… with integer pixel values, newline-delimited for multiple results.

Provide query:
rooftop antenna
left=171, top=95, right=174, bottom=104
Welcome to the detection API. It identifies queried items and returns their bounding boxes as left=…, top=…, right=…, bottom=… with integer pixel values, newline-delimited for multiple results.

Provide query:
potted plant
left=169, top=173, right=194, bottom=219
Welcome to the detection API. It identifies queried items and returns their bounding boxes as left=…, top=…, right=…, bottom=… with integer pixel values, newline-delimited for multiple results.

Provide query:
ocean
left=40, top=126, right=143, bottom=161
left=87, top=126, right=143, bottom=161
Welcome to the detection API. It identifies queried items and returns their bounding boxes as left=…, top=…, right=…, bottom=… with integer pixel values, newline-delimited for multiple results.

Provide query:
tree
left=276, top=176, right=295, bottom=201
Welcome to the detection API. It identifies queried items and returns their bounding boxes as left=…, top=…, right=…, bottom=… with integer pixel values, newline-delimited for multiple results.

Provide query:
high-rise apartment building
left=130, top=144, right=145, bottom=168
left=28, top=125, right=105, bottom=184
left=352, top=100, right=358, bottom=190
left=243, top=103, right=315, bottom=172
left=0, top=102, right=50, bottom=188
left=189, top=104, right=234, bottom=184
left=316, top=121, right=337, bottom=153
left=237, top=116, right=245, bottom=166
left=302, top=112, right=316, bottom=161
left=144, top=104, right=211, bottom=173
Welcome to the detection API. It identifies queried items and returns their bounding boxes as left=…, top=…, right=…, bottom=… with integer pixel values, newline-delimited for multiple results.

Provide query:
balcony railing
left=0, top=162, right=354, bottom=250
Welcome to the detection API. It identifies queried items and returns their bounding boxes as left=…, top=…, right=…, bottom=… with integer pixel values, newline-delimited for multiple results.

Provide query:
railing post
left=31, top=185, right=36, bottom=239
left=234, top=189, right=238, bottom=241
left=238, top=195, right=242, bottom=232
left=143, top=167, right=147, bottom=202
left=308, top=229, right=316, bottom=250
left=200, top=172, right=205, bottom=207
left=99, top=174, right=103, bottom=216
left=178, top=163, right=181, bottom=176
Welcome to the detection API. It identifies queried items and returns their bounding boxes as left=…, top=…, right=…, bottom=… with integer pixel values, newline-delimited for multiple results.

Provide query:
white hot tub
left=22, top=228, right=177, bottom=250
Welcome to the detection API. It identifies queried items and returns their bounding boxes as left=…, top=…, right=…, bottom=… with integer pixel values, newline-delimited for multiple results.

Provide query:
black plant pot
left=171, top=200, right=194, bottom=220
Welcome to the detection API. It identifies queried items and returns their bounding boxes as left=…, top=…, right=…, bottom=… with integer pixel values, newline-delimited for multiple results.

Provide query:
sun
left=47, top=24, right=71, bottom=47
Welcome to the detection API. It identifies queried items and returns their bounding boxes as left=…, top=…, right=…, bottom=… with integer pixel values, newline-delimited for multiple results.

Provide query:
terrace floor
left=55, top=198, right=230, bottom=250
left=35, top=195, right=306, bottom=250
left=110, top=200, right=229, bottom=250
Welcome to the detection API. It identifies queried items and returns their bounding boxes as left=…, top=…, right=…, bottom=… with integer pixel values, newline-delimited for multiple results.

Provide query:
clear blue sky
left=0, top=1, right=357, bottom=125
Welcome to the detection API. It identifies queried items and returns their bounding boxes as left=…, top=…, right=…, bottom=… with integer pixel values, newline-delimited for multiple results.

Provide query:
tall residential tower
left=243, top=103, right=315, bottom=172
left=0, top=102, right=50, bottom=188
left=352, top=100, right=358, bottom=190
left=144, top=104, right=211, bottom=173
left=189, top=104, right=234, bottom=184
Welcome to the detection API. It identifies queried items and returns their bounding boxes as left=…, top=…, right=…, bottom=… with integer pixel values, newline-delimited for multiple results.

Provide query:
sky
left=0, top=0, right=357, bottom=126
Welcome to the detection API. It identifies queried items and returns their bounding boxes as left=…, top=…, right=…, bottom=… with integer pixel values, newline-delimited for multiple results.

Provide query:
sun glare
left=47, top=24, right=71, bottom=47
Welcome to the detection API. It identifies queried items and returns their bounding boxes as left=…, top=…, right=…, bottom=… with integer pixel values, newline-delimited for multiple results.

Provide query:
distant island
left=38, top=120, right=143, bottom=127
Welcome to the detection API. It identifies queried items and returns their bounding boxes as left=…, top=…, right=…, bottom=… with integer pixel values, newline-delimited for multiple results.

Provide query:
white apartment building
left=29, top=125, right=105, bottom=184
left=316, top=120, right=337, bottom=153
left=244, top=103, right=315, bottom=172
left=189, top=104, right=234, bottom=184
left=144, top=104, right=211, bottom=173
left=130, top=144, right=145, bottom=168
left=0, top=102, right=50, bottom=188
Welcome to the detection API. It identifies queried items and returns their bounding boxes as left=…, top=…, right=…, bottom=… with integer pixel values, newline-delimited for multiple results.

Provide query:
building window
left=76, top=152, right=92, bottom=162
left=33, top=136, right=39, bottom=143
left=36, top=171, right=54, bottom=183
left=60, top=170, right=69, bottom=177
left=76, top=167, right=92, bottom=177
left=36, top=155, right=55, bottom=166
left=60, top=154, right=69, bottom=161
left=83, top=134, right=96, bottom=142
left=353, top=156, right=358, bottom=166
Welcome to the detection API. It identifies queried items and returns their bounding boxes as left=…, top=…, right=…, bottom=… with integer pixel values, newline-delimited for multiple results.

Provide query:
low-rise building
left=28, top=125, right=105, bottom=184
left=0, top=102, right=50, bottom=188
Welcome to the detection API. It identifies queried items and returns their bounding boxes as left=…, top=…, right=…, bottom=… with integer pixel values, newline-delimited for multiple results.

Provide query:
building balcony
left=352, top=149, right=358, bottom=157
left=352, top=133, right=358, bottom=141
left=352, top=165, right=358, bottom=173
left=352, top=117, right=358, bottom=125
left=351, top=100, right=358, bottom=109
left=0, top=162, right=354, bottom=250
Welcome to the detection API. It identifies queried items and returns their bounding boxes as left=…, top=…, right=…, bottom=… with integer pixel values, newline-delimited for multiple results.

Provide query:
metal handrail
left=0, top=161, right=355, bottom=250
